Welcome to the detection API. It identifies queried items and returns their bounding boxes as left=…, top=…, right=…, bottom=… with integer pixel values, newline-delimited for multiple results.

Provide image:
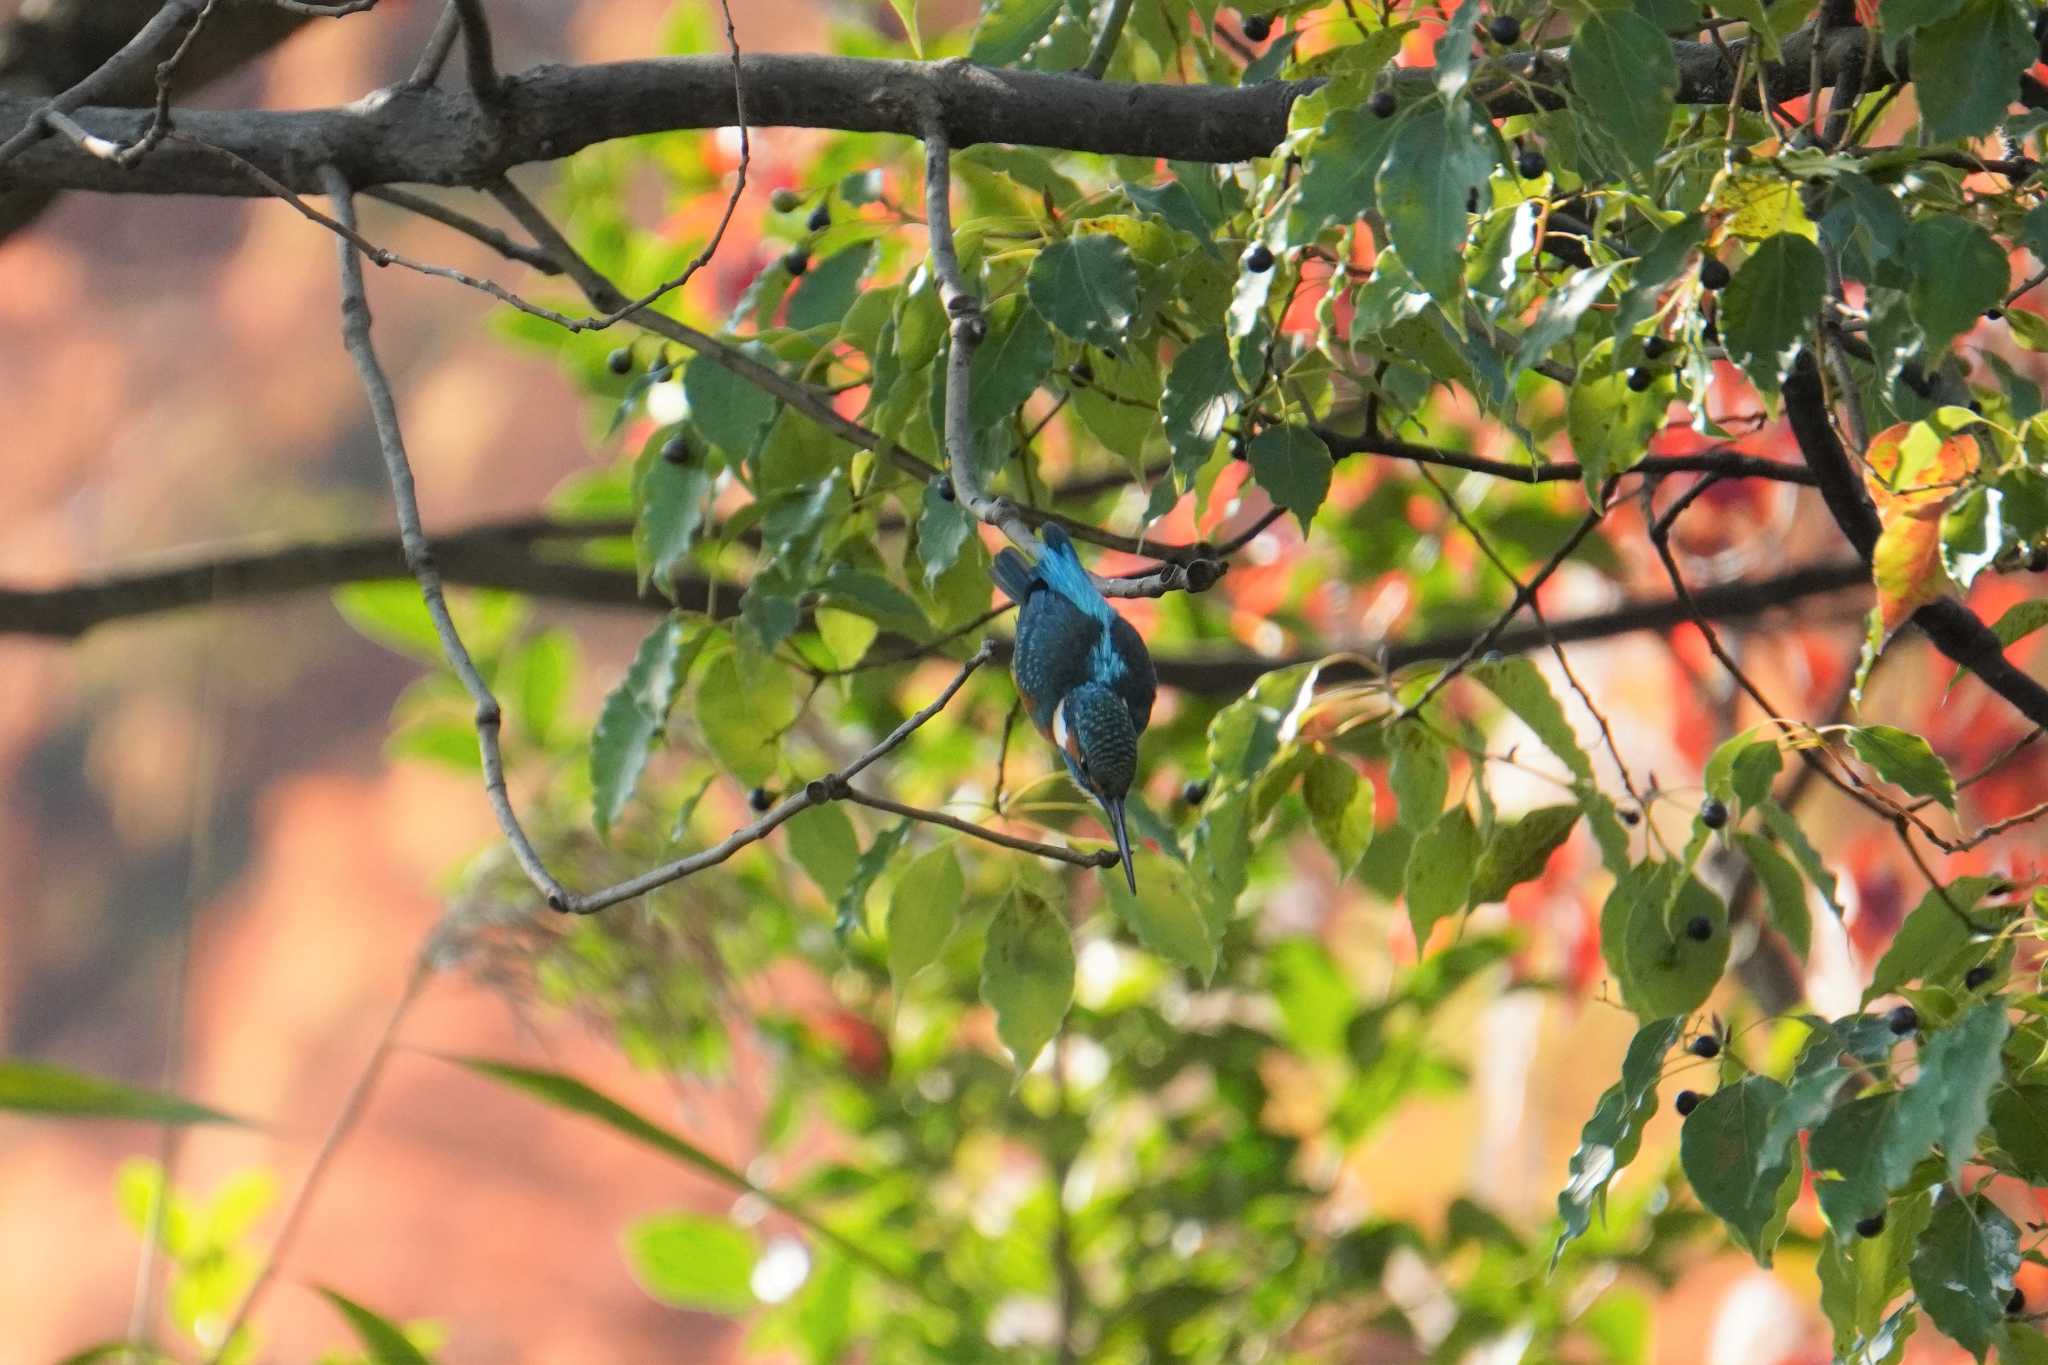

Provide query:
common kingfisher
left=992, top=524, right=1157, bottom=892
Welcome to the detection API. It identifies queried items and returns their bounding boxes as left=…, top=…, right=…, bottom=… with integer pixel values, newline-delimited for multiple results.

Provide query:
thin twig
left=125, top=605, right=226, bottom=1354
left=1400, top=508, right=1606, bottom=718
left=0, top=0, right=200, bottom=169
left=205, top=956, right=434, bottom=1362
left=363, top=186, right=561, bottom=272
left=448, top=0, right=499, bottom=96
left=568, top=641, right=1001, bottom=913
left=405, top=2, right=464, bottom=89
left=1083, top=0, right=1138, bottom=78
left=320, top=163, right=572, bottom=911
left=841, top=787, right=1120, bottom=868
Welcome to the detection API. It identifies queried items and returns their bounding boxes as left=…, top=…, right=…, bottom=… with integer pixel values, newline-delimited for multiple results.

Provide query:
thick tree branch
left=0, top=524, right=1872, bottom=694
left=1784, top=350, right=2048, bottom=730
left=0, top=26, right=1885, bottom=199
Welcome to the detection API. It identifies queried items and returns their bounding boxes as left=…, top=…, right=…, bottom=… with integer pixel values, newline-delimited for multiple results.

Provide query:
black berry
left=1229, top=432, right=1248, bottom=461
left=1901, top=362, right=1933, bottom=397
left=2030, top=545, right=2048, bottom=573
left=661, top=434, right=692, bottom=465
left=783, top=247, right=811, bottom=276
left=2010, top=1287, right=2028, bottom=1316
left=1245, top=243, right=1275, bottom=273
left=770, top=187, right=803, bottom=213
left=1370, top=90, right=1397, bottom=118
left=1182, top=778, right=1210, bottom=806
left=1685, top=914, right=1714, bottom=942
left=1466, top=186, right=1481, bottom=213
left=1689, top=1035, right=1721, bottom=1059
left=1886, top=1004, right=1919, bottom=1035
left=1241, top=11, right=1273, bottom=41
left=748, top=786, right=774, bottom=812
left=1488, top=14, right=1522, bottom=43
left=1517, top=148, right=1548, bottom=179
left=1675, top=1089, right=1701, bottom=1116
left=807, top=204, right=831, bottom=232
left=1071, top=358, right=1094, bottom=383
left=606, top=347, right=633, bottom=375
left=1966, top=963, right=1995, bottom=989
left=1855, top=1212, right=1887, bottom=1238
left=1627, top=367, right=1654, bottom=392
left=1987, top=306, right=2005, bottom=320
left=932, top=474, right=955, bottom=502
left=1700, top=796, right=1728, bottom=830
left=1701, top=318, right=1720, bottom=344
left=1620, top=806, right=1642, bottom=826
left=1643, top=335, right=1674, bottom=360
left=1699, top=257, right=1731, bottom=291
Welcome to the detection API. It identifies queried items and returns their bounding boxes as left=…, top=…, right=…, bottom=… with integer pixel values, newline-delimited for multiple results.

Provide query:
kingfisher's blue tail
left=991, top=546, right=1036, bottom=604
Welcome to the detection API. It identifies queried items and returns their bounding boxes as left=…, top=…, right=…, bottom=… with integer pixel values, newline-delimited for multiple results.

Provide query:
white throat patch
left=1052, top=697, right=1071, bottom=752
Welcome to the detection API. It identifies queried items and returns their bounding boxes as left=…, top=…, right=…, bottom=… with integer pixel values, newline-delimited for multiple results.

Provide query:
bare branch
left=0, top=0, right=199, bottom=169
left=840, top=787, right=1120, bottom=869
left=405, top=2, right=464, bottom=90
left=448, top=0, right=498, bottom=96
left=320, top=162, right=572, bottom=912
left=364, top=185, right=560, bottom=272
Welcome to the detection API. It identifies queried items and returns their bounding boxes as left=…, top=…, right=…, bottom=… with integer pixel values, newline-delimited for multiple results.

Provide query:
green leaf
left=697, top=651, right=796, bottom=786
left=1992, top=598, right=2048, bottom=649
left=1513, top=263, right=1621, bottom=380
left=1679, top=1076, right=1800, bottom=1264
left=1819, top=1191, right=1933, bottom=1356
left=1809, top=1093, right=1934, bottom=1235
left=1909, top=1194, right=2020, bottom=1360
left=786, top=802, right=860, bottom=903
left=1733, top=832, right=1811, bottom=957
left=332, top=581, right=444, bottom=664
left=684, top=351, right=778, bottom=464
left=1472, top=657, right=1594, bottom=782
left=1900, top=1000, right=2008, bottom=1183
left=886, top=0, right=922, bottom=54
left=1160, top=334, right=1240, bottom=484
left=315, top=1286, right=433, bottom=1365
left=1285, top=106, right=1401, bottom=247
left=1108, top=856, right=1217, bottom=980
left=1990, top=1084, right=2048, bottom=1182
left=1389, top=721, right=1450, bottom=829
left=1027, top=235, right=1139, bottom=349
left=1757, top=798, right=1844, bottom=919
left=1721, top=233, right=1825, bottom=393
left=1912, top=0, right=2035, bottom=143
left=1405, top=805, right=1480, bottom=944
left=1864, top=876, right=2005, bottom=1003
left=969, top=294, right=1056, bottom=429
left=1303, top=751, right=1374, bottom=878
left=1375, top=104, right=1493, bottom=303
left=916, top=480, right=977, bottom=587
left=0, top=1061, right=245, bottom=1126
left=1552, top=1016, right=1683, bottom=1266
left=624, top=1211, right=758, bottom=1314
left=1567, top=10, right=1678, bottom=174
left=1565, top=340, right=1665, bottom=497
left=1599, top=862, right=1729, bottom=1018
left=590, top=617, right=688, bottom=839
left=981, top=886, right=1075, bottom=1068
left=1847, top=724, right=1956, bottom=810
left=1905, top=217, right=2009, bottom=357
left=1469, top=805, right=1579, bottom=905
left=887, top=845, right=962, bottom=993
left=835, top=820, right=914, bottom=937
left=969, top=0, right=1062, bottom=64
left=1877, top=0, right=1967, bottom=43
left=2005, top=1324, right=2048, bottom=1365
left=788, top=243, right=874, bottom=331
left=1246, top=424, right=1334, bottom=531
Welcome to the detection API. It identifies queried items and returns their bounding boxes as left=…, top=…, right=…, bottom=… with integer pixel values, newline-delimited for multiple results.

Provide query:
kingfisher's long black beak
left=1102, top=794, right=1136, bottom=893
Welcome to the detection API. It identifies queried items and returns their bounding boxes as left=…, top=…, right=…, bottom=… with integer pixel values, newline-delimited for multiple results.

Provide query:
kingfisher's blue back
left=993, top=525, right=1156, bottom=889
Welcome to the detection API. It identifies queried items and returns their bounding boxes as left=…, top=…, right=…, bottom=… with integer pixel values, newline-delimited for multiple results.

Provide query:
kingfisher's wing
left=1106, top=613, right=1156, bottom=735
left=1012, top=583, right=1100, bottom=739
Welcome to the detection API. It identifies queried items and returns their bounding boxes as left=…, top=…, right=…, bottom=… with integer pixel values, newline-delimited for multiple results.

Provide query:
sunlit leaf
left=1552, top=1016, right=1681, bottom=1267
left=624, top=1211, right=758, bottom=1314
left=0, top=1062, right=245, bottom=1126
left=981, top=885, right=1075, bottom=1069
